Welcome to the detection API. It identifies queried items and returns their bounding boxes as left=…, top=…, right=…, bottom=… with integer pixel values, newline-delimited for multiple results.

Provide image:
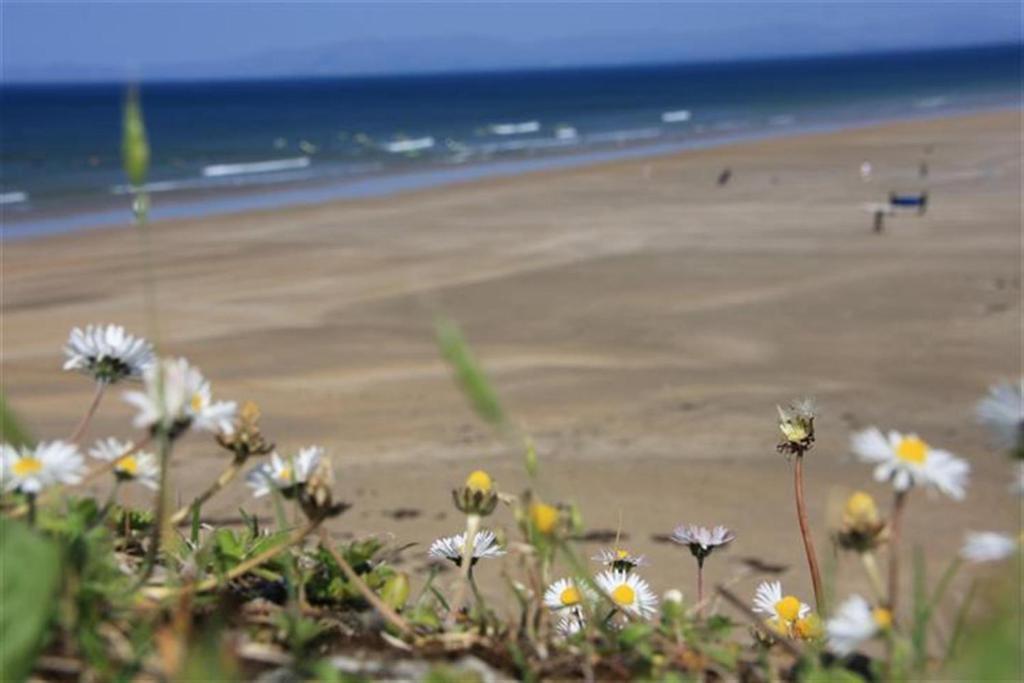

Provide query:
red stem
left=794, top=454, right=825, bottom=612
left=69, top=381, right=107, bottom=443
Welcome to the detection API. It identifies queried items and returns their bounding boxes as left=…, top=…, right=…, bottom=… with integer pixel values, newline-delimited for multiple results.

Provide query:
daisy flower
left=976, top=379, right=1023, bottom=454
left=752, top=581, right=811, bottom=636
left=850, top=428, right=970, bottom=500
left=671, top=524, right=736, bottom=560
left=960, top=531, right=1019, bottom=563
left=595, top=570, right=659, bottom=618
left=555, top=613, right=585, bottom=637
left=88, top=437, right=159, bottom=489
left=826, top=594, right=892, bottom=656
left=544, top=578, right=595, bottom=613
left=123, top=357, right=236, bottom=438
left=246, top=447, right=323, bottom=498
left=1, top=441, right=85, bottom=494
left=63, top=324, right=154, bottom=383
left=592, top=547, right=648, bottom=572
left=428, top=529, right=506, bottom=566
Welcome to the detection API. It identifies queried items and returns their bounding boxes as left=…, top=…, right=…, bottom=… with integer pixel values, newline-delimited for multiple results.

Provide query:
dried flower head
left=216, top=400, right=275, bottom=460
left=777, top=397, right=817, bottom=456
left=299, top=456, right=348, bottom=520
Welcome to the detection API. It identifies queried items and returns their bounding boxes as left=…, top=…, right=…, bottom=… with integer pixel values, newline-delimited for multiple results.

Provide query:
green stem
left=134, top=431, right=171, bottom=588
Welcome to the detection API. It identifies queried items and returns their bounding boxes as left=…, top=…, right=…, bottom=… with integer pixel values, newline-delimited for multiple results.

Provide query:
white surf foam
left=202, top=157, right=311, bottom=178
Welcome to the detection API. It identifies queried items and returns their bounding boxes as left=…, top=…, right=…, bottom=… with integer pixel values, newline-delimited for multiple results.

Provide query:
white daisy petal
left=544, top=578, right=595, bottom=612
left=976, top=380, right=1024, bottom=453
left=852, top=427, right=969, bottom=500
left=122, top=357, right=236, bottom=437
left=826, top=595, right=881, bottom=657
left=960, top=531, right=1018, bottom=563
left=428, top=530, right=506, bottom=564
left=595, top=570, right=658, bottom=619
left=1, top=441, right=86, bottom=494
left=88, top=437, right=159, bottom=489
left=63, top=324, right=154, bottom=383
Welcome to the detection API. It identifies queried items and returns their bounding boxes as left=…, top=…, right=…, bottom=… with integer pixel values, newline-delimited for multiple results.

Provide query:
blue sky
left=3, top=1, right=1020, bottom=82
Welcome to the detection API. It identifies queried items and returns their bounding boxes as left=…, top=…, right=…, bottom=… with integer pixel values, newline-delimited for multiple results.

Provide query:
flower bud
left=529, top=502, right=560, bottom=535
left=121, top=89, right=150, bottom=188
left=836, top=491, right=887, bottom=552
left=452, top=469, right=498, bottom=516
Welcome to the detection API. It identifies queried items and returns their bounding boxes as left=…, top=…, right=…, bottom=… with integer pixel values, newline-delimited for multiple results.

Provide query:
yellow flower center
left=190, top=392, right=205, bottom=413
left=465, top=469, right=493, bottom=493
left=843, top=491, right=879, bottom=526
left=795, top=614, right=823, bottom=640
left=12, top=457, right=42, bottom=477
left=117, top=456, right=139, bottom=476
left=611, top=584, right=636, bottom=606
left=560, top=586, right=581, bottom=606
left=616, top=549, right=630, bottom=560
left=530, top=503, right=559, bottom=534
left=775, top=596, right=802, bottom=622
left=872, top=607, right=892, bottom=630
left=896, top=436, right=928, bottom=464
left=278, top=466, right=293, bottom=483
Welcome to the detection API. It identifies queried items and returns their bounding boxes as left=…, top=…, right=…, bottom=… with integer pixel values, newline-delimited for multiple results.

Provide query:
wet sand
left=3, top=110, right=1020, bottom=609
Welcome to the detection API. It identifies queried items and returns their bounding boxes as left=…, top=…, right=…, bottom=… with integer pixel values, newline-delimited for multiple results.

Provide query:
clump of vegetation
left=1, top=94, right=1020, bottom=683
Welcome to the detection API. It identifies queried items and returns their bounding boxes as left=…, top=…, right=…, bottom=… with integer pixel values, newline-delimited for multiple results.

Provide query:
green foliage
left=0, top=518, right=62, bottom=682
left=305, top=539, right=395, bottom=606
left=434, top=317, right=504, bottom=427
left=0, top=393, right=32, bottom=448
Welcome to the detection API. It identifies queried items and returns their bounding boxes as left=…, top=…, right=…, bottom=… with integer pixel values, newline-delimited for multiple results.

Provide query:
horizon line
left=2, top=41, right=1019, bottom=89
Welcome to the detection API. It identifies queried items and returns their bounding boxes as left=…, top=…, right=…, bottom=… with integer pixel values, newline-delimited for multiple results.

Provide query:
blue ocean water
left=1, top=45, right=1019, bottom=239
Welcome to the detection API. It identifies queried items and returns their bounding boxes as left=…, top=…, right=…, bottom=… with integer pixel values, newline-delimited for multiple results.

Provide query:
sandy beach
left=3, top=111, right=1020, bottom=607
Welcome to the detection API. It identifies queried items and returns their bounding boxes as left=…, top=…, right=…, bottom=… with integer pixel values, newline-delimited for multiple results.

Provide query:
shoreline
left=3, top=102, right=1018, bottom=242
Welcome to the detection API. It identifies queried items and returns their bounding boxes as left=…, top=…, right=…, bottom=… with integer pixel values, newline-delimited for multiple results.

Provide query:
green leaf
left=434, top=317, right=504, bottom=427
left=0, top=393, right=33, bottom=448
left=0, top=519, right=62, bottom=681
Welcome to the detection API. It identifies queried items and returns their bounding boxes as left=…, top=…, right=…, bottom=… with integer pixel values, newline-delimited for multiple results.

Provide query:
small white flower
left=122, top=357, right=236, bottom=437
left=671, top=524, right=736, bottom=560
left=850, top=428, right=970, bottom=499
left=752, top=581, right=810, bottom=634
left=976, top=379, right=1023, bottom=453
left=88, top=437, right=159, bottom=489
left=555, top=613, right=585, bottom=636
left=543, top=578, right=595, bottom=612
left=662, top=589, right=684, bottom=605
left=960, top=531, right=1019, bottom=563
left=428, top=530, right=506, bottom=565
left=246, top=447, right=322, bottom=497
left=826, top=595, right=892, bottom=656
left=1, top=441, right=85, bottom=494
left=591, top=547, right=648, bottom=571
left=594, top=570, right=659, bottom=618
left=63, top=324, right=154, bottom=383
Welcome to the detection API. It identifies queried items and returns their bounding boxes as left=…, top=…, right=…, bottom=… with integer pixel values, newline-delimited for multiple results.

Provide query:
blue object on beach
left=890, top=194, right=925, bottom=206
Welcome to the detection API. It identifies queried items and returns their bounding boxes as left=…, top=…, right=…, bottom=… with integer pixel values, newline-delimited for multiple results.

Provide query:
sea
left=1, top=44, right=1019, bottom=240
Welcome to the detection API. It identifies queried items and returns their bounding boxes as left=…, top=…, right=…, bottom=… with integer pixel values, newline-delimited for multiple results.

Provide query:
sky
left=2, top=1, right=1020, bottom=82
